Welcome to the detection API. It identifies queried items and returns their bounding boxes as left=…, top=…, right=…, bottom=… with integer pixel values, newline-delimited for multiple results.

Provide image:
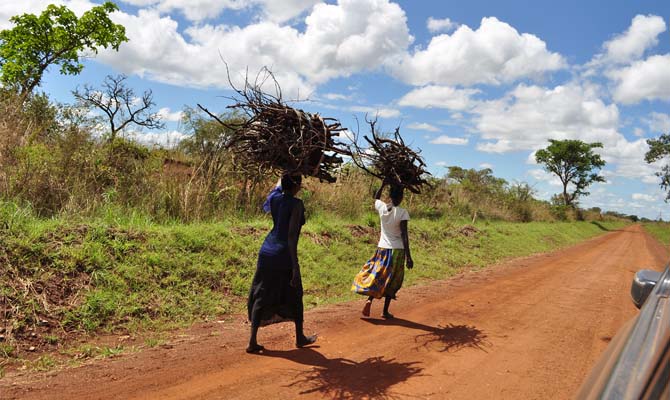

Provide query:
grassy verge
left=0, top=205, right=627, bottom=372
left=642, top=222, right=670, bottom=245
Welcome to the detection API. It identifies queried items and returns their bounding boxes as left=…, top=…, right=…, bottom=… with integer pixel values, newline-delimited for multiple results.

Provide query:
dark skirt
left=247, top=264, right=304, bottom=327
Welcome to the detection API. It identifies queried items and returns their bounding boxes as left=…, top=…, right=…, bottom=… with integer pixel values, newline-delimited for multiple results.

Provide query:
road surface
left=2, top=224, right=668, bottom=399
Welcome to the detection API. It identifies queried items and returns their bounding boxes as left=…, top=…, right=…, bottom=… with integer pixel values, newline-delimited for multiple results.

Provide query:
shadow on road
left=363, top=318, right=490, bottom=353
left=258, top=348, right=423, bottom=399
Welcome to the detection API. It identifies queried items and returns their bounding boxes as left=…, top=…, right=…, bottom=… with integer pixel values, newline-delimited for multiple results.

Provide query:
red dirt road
left=2, top=224, right=668, bottom=399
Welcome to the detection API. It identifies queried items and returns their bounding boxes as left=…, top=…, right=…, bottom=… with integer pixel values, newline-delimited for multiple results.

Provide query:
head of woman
left=389, top=184, right=404, bottom=206
left=281, top=173, right=302, bottom=196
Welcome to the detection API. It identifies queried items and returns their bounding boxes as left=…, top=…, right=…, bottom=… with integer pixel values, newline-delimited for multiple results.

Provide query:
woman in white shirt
left=351, top=181, right=414, bottom=318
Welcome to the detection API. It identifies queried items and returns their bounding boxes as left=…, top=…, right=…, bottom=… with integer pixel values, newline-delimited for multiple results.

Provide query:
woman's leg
left=247, top=326, right=264, bottom=353
left=295, top=320, right=317, bottom=347
left=362, top=296, right=373, bottom=316
left=382, top=296, right=394, bottom=319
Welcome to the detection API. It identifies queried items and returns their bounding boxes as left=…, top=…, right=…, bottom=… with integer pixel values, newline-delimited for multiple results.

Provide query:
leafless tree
left=73, top=74, right=164, bottom=142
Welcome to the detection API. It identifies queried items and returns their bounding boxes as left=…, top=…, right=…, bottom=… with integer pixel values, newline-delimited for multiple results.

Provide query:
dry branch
left=349, top=117, right=431, bottom=194
left=198, top=67, right=350, bottom=182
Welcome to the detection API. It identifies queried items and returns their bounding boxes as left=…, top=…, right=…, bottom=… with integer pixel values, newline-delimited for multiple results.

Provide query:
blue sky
left=2, top=0, right=670, bottom=219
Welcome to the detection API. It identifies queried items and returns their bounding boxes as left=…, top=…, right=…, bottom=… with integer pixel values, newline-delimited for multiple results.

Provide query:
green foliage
left=642, top=222, right=670, bottom=245
left=0, top=2, right=127, bottom=98
left=535, top=139, right=606, bottom=206
left=645, top=133, right=670, bottom=201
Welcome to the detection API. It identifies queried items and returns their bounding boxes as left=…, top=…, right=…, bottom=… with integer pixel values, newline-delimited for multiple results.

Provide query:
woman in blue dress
left=246, top=173, right=317, bottom=353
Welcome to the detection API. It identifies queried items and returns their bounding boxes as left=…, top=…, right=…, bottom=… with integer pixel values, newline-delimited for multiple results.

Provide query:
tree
left=645, top=133, right=670, bottom=201
left=0, top=2, right=127, bottom=102
left=535, top=139, right=606, bottom=207
left=73, top=74, right=164, bottom=141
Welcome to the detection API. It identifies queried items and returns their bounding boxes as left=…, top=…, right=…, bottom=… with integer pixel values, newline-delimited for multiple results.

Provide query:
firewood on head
left=198, top=66, right=351, bottom=182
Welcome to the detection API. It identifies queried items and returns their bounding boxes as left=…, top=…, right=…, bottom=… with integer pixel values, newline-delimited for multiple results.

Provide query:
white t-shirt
left=375, top=199, right=410, bottom=249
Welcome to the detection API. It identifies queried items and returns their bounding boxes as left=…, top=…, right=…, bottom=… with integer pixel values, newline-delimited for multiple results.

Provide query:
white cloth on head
left=375, top=199, right=410, bottom=249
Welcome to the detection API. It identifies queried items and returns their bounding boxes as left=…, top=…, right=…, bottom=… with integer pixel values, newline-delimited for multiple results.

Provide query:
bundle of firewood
left=199, top=69, right=349, bottom=182
left=351, top=119, right=431, bottom=194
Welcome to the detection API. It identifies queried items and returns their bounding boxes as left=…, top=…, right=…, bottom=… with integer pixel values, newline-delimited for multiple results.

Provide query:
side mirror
left=630, top=270, right=662, bottom=309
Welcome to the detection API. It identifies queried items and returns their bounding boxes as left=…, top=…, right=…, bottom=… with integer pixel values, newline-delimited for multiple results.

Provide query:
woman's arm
left=400, top=220, right=413, bottom=269
left=288, top=201, right=304, bottom=287
left=373, top=181, right=387, bottom=200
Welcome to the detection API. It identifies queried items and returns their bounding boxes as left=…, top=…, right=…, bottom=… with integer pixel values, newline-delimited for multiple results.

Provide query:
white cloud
left=128, top=129, right=189, bottom=147
left=91, top=0, right=412, bottom=98
left=479, top=162, right=493, bottom=169
left=426, top=17, right=456, bottom=33
left=632, top=193, right=657, bottom=202
left=0, top=0, right=108, bottom=29
left=633, top=127, right=645, bottom=137
left=349, top=105, right=400, bottom=118
left=430, top=135, right=468, bottom=145
left=435, top=161, right=449, bottom=167
left=608, top=55, right=670, bottom=104
left=472, top=83, right=620, bottom=153
left=322, top=92, right=351, bottom=101
left=398, top=86, right=479, bottom=110
left=600, top=15, right=666, bottom=64
left=646, top=112, right=670, bottom=133
left=393, top=17, right=565, bottom=86
left=527, top=168, right=562, bottom=186
left=406, top=122, right=439, bottom=132
left=157, top=107, right=183, bottom=122
left=119, top=0, right=319, bottom=23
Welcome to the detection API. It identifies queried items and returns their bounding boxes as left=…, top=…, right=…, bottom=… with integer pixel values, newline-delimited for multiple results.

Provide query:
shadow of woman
left=363, top=318, right=490, bottom=353
left=259, top=347, right=423, bottom=399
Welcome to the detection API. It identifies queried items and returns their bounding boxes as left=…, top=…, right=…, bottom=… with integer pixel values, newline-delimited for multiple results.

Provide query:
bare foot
left=296, top=335, right=317, bottom=348
left=362, top=301, right=372, bottom=317
left=246, top=344, right=265, bottom=354
left=381, top=312, right=394, bottom=319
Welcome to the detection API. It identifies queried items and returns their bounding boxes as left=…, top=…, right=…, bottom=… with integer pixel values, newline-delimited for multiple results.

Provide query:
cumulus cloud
left=406, top=122, right=440, bottom=132
left=129, top=129, right=189, bottom=147
left=600, top=15, right=666, bottom=64
left=322, top=92, right=352, bottom=101
left=426, top=17, right=456, bottom=33
left=632, top=193, right=657, bottom=202
left=430, top=135, right=468, bottom=145
left=157, top=107, right=183, bottom=122
left=119, top=0, right=319, bottom=23
left=472, top=83, right=619, bottom=153
left=349, top=105, right=401, bottom=118
left=608, top=55, right=670, bottom=104
left=393, top=17, right=565, bottom=86
left=397, top=86, right=479, bottom=110
left=527, top=168, right=563, bottom=187
left=646, top=112, right=670, bottom=133
left=93, top=0, right=413, bottom=98
left=0, top=0, right=105, bottom=29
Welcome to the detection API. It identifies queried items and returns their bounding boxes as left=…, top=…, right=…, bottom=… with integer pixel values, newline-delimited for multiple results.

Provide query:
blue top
left=258, top=190, right=305, bottom=269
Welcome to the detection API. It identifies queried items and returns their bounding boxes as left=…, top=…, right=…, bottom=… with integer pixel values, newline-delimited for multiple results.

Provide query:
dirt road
left=2, top=224, right=668, bottom=399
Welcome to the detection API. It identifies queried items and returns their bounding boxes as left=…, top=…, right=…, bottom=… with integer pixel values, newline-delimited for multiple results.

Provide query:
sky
left=2, top=0, right=670, bottom=219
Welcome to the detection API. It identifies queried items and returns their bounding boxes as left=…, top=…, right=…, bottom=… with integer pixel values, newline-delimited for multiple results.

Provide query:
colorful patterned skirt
left=351, top=248, right=405, bottom=299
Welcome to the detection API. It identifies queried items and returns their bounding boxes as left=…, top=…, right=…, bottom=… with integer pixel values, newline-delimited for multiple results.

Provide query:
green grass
left=0, top=206, right=628, bottom=369
left=643, top=222, right=670, bottom=245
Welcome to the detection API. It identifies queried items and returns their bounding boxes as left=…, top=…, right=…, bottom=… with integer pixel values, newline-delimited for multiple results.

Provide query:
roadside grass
left=642, top=222, right=670, bottom=245
left=0, top=208, right=628, bottom=373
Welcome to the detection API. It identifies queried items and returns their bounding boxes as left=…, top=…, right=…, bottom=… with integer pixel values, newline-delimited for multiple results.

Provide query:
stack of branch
left=198, top=69, right=350, bottom=182
left=351, top=120, right=431, bottom=194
